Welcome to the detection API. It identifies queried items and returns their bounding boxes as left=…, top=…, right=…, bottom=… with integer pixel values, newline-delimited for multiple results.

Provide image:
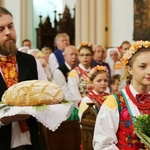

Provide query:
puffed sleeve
left=68, top=69, right=82, bottom=107
left=52, top=69, right=70, bottom=100
left=48, top=53, right=59, bottom=75
left=93, top=95, right=119, bottom=150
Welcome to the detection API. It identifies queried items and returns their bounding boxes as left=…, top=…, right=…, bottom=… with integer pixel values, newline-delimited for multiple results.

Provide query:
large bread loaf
left=2, top=80, right=64, bottom=106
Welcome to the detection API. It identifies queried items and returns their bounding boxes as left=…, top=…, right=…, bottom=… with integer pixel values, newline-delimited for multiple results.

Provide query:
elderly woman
left=106, top=47, right=122, bottom=76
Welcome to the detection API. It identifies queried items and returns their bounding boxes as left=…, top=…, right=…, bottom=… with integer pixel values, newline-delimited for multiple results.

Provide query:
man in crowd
left=52, top=45, right=78, bottom=100
left=48, top=33, right=70, bottom=75
left=0, top=7, right=47, bottom=150
left=22, top=39, right=32, bottom=49
left=93, top=44, right=111, bottom=76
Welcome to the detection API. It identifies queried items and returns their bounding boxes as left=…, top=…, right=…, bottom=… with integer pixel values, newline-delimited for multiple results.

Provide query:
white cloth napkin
left=0, top=102, right=73, bottom=131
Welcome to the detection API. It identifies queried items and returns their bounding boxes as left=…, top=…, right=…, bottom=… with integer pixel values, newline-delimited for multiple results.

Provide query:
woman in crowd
left=41, top=46, right=52, bottom=62
left=106, top=47, right=122, bottom=76
left=68, top=42, right=94, bottom=120
left=35, top=51, right=51, bottom=80
left=93, top=40, right=150, bottom=149
left=118, top=41, right=131, bottom=91
left=78, top=65, right=109, bottom=119
left=28, top=50, right=51, bottom=80
left=119, top=40, right=131, bottom=58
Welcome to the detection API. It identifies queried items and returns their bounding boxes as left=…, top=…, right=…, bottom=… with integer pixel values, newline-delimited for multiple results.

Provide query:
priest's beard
left=0, top=38, right=17, bottom=56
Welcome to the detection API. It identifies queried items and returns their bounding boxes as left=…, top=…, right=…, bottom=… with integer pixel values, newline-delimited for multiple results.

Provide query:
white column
left=75, top=0, right=107, bottom=47
left=96, top=0, right=107, bottom=46
left=75, top=0, right=81, bottom=46
left=0, top=0, right=4, bottom=5
left=20, top=0, right=34, bottom=47
left=3, top=0, right=21, bottom=47
left=81, top=0, right=89, bottom=42
left=89, top=0, right=96, bottom=44
left=3, top=0, right=34, bottom=47
left=20, top=0, right=28, bottom=43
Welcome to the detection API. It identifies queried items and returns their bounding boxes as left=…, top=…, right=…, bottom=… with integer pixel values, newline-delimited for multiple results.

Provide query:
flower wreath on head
left=122, top=40, right=150, bottom=66
left=77, top=42, right=93, bottom=52
left=88, top=65, right=109, bottom=78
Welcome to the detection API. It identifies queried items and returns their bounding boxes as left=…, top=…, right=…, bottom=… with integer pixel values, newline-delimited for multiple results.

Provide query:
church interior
left=1, top=0, right=150, bottom=150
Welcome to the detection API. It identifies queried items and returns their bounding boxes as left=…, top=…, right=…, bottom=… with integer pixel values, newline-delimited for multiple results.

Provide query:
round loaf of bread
left=2, top=80, right=64, bottom=106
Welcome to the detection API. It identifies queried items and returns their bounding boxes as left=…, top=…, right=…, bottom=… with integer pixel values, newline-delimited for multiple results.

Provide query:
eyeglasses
left=78, top=54, right=92, bottom=57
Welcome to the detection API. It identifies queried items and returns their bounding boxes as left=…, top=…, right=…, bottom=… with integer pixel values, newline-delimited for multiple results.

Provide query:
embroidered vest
left=58, top=64, right=70, bottom=82
left=75, top=66, right=91, bottom=97
left=115, top=93, right=144, bottom=150
left=54, top=49, right=64, bottom=66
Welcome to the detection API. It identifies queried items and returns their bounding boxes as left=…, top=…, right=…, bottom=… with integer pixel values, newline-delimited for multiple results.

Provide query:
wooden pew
left=39, top=120, right=81, bottom=150
left=80, top=103, right=97, bottom=150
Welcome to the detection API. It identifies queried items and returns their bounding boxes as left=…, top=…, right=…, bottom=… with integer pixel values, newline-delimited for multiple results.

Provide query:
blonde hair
left=122, top=40, right=150, bottom=66
left=41, top=47, right=52, bottom=53
left=121, top=47, right=150, bottom=85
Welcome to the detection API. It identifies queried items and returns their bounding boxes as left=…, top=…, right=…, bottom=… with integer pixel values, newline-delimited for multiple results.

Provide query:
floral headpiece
left=122, top=40, right=150, bottom=66
left=88, top=65, right=109, bottom=78
left=78, top=42, right=93, bottom=51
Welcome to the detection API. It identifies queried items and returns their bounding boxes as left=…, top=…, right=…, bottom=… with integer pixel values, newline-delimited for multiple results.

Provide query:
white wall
left=33, top=0, right=56, bottom=48
left=33, top=0, right=58, bottom=28
left=62, top=0, right=75, bottom=18
left=33, top=0, right=75, bottom=48
left=108, top=0, right=134, bottom=47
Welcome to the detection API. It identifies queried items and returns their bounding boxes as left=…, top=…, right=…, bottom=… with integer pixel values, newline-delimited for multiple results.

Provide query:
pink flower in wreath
left=121, top=108, right=130, bottom=120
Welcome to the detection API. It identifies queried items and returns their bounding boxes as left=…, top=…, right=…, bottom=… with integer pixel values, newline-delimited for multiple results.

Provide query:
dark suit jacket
left=0, top=51, right=42, bottom=150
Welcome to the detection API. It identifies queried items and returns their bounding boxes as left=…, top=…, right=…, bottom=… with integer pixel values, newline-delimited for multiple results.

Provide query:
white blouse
left=67, top=63, right=91, bottom=108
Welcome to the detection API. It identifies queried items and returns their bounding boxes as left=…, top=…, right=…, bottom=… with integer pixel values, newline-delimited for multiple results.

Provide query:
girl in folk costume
left=93, top=40, right=150, bottom=150
left=68, top=42, right=94, bottom=120
left=78, top=65, right=110, bottom=119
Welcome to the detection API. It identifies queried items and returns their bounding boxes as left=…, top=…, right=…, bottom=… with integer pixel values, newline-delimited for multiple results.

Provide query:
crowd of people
left=0, top=6, right=150, bottom=150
